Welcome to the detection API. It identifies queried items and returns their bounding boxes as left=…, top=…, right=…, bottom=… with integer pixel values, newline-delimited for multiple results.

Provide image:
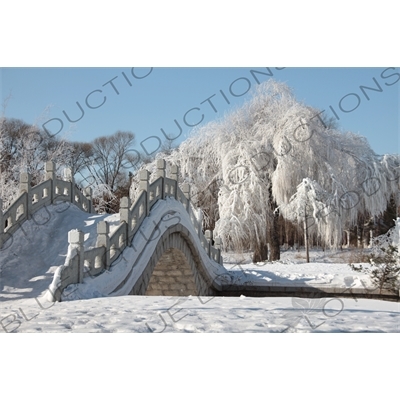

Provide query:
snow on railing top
left=0, top=161, right=93, bottom=249
left=48, top=159, right=223, bottom=301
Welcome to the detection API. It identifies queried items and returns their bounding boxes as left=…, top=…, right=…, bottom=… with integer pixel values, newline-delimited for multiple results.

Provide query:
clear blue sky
left=1, top=67, right=399, bottom=156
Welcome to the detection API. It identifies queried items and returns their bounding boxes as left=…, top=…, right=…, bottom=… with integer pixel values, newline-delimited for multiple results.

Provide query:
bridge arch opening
left=145, top=248, right=199, bottom=296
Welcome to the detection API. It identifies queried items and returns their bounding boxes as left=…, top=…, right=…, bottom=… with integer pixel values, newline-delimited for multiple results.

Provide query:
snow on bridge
left=1, top=159, right=229, bottom=302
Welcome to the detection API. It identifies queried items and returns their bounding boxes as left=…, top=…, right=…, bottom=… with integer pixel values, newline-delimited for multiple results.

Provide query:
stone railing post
left=197, top=207, right=203, bottom=237
left=20, top=171, right=31, bottom=193
left=170, top=164, right=179, bottom=181
left=64, top=167, right=75, bottom=204
left=157, top=159, right=166, bottom=200
left=170, top=164, right=179, bottom=198
left=215, top=236, right=222, bottom=264
left=205, top=229, right=212, bottom=257
left=139, top=170, right=150, bottom=192
left=157, top=159, right=166, bottom=178
left=97, top=221, right=110, bottom=269
left=0, top=198, right=3, bottom=249
left=182, top=183, right=190, bottom=212
left=139, top=170, right=150, bottom=215
left=20, top=171, right=31, bottom=220
left=68, top=229, right=84, bottom=283
left=120, top=196, right=132, bottom=245
left=45, top=161, right=55, bottom=203
left=84, top=187, right=93, bottom=213
left=45, top=160, right=56, bottom=181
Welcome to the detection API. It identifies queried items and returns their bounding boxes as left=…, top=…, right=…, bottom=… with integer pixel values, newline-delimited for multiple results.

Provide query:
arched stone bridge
left=48, top=160, right=227, bottom=301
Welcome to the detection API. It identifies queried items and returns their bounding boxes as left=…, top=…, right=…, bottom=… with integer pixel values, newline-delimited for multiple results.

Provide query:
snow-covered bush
left=350, top=245, right=400, bottom=294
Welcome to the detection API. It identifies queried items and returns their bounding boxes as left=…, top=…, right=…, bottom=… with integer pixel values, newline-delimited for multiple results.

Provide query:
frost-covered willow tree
left=130, top=80, right=400, bottom=261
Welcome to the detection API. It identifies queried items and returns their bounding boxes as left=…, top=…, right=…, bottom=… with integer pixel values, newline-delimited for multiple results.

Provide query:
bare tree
left=0, top=117, right=71, bottom=208
left=79, top=131, right=139, bottom=213
left=66, top=141, right=94, bottom=175
left=86, top=131, right=137, bottom=191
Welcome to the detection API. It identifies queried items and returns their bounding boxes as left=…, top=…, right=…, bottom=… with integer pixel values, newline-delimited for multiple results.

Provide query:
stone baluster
left=139, top=170, right=150, bottom=215
left=197, top=207, right=203, bottom=237
left=20, top=170, right=31, bottom=220
left=120, top=196, right=132, bottom=245
left=157, top=159, right=166, bottom=200
left=170, top=164, right=179, bottom=198
left=182, top=183, right=190, bottom=212
left=45, top=161, right=55, bottom=203
left=97, top=221, right=110, bottom=269
left=68, top=229, right=84, bottom=284
left=157, top=159, right=166, bottom=178
left=205, top=229, right=212, bottom=257
left=214, top=236, right=223, bottom=265
left=64, top=167, right=75, bottom=204
left=170, top=164, right=179, bottom=181
left=84, top=187, right=93, bottom=213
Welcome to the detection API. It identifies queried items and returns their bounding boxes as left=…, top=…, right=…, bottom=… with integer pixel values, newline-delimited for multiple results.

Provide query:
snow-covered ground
left=222, top=249, right=376, bottom=289
left=1, top=293, right=398, bottom=333
left=0, top=203, right=399, bottom=333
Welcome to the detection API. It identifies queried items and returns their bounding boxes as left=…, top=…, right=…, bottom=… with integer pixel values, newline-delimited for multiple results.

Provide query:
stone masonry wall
left=145, top=248, right=198, bottom=296
left=127, top=225, right=217, bottom=297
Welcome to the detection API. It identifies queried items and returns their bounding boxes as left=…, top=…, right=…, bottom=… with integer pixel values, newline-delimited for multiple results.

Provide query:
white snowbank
left=0, top=202, right=119, bottom=301
left=1, top=295, right=398, bottom=333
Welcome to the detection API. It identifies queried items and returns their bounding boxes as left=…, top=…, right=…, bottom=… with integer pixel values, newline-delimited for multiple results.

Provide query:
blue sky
left=1, top=67, right=399, bottom=156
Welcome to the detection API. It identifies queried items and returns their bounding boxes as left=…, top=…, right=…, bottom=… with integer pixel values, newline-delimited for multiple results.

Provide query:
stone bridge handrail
left=49, top=159, right=223, bottom=301
left=82, top=246, right=107, bottom=277
left=30, top=180, right=52, bottom=214
left=129, top=190, right=147, bottom=241
left=148, top=176, right=163, bottom=209
left=0, top=161, right=94, bottom=249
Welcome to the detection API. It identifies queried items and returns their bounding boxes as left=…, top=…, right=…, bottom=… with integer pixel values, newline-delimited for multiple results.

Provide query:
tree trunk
left=268, top=209, right=280, bottom=261
left=252, top=242, right=269, bottom=263
left=265, top=183, right=280, bottom=261
left=304, top=206, right=310, bottom=263
left=344, top=230, right=350, bottom=248
left=357, top=219, right=363, bottom=248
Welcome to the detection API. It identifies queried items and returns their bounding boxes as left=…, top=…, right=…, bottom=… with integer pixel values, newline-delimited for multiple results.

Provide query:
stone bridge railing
left=0, top=161, right=93, bottom=249
left=49, top=159, right=223, bottom=301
